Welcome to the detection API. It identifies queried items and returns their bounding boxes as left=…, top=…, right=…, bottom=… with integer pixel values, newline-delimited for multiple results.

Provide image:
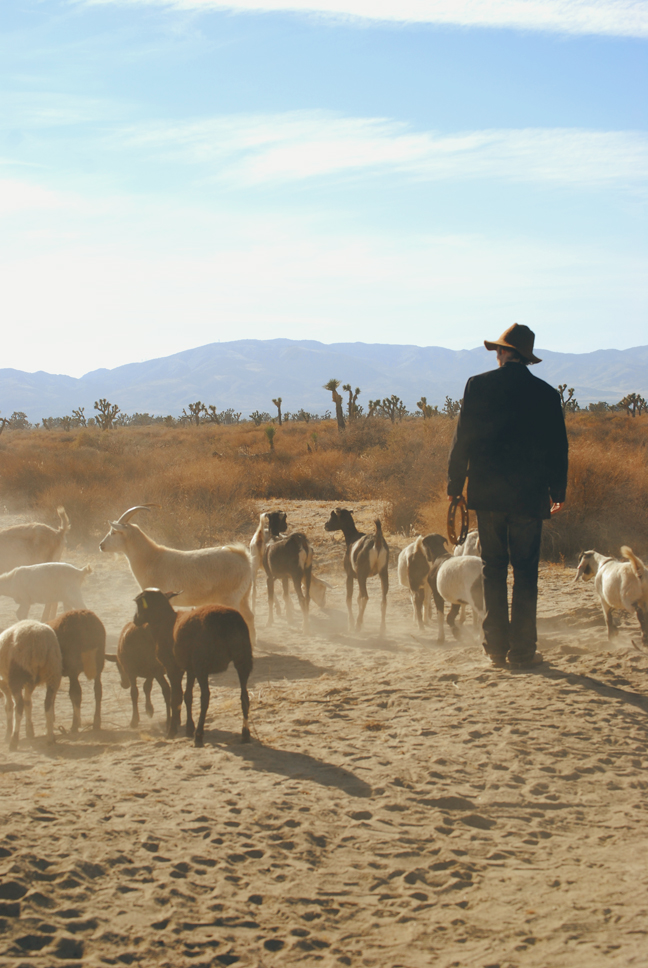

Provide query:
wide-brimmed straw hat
left=484, top=323, right=542, bottom=364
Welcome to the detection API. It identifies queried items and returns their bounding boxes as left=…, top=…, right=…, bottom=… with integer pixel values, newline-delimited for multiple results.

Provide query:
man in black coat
left=447, top=324, right=568, bottom=669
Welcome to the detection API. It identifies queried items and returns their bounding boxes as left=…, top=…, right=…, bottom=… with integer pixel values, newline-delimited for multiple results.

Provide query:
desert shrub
left=0, top=413, right=645, bottom=559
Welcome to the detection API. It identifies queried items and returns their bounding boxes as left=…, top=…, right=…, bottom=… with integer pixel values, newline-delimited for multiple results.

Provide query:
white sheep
left=0, top=620, right=62, bottom=749
left=0, top=562, right=91, bottom=620
left=428, top=554, right=485, bottom=642
left=452, top=530, right=481, bottom=625
left=574, top=546, right=648, bottom=645
left=99, top=506, right=255, bottom=644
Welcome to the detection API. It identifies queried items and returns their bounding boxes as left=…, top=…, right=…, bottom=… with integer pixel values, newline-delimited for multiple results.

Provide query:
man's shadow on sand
left=510, top=661, right=648, bottom=712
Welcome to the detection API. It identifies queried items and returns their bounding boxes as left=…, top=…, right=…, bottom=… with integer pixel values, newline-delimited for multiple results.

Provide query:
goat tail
left=374, top=519, right=384, bottom=550
left=621, top=546, right=645, bottom=580
left=56, top=507, right=71, bottom=533
left=414, top=534, right=424, bottom=553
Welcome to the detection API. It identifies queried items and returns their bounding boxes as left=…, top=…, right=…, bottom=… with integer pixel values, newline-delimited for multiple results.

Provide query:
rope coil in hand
left=447, top=496, right=469, bottom=547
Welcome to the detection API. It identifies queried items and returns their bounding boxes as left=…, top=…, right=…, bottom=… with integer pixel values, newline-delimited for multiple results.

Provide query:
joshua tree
left=442, top=396, right=462, bottom=419
left=342, top=384, right=361, bottom=421
left=72, top=407, right=86, bottom=426
left=265, top=426, right=276, bottom=451
left=324, top=378, right=346, bottom=431
left=94, top=398, right=121, bottom=430
left=272, top=397, right=283, bottom=426
left=557, top=384, right=580, bottom=414
left=204, top=405, right=221, bottom=424
left=618, top=392, right=648, bottom=417
left=380, top=395, right=407, bottom=423
left=182, top=401, right=206, bottom=426
left=250, top=410, right=271, bottom=426
left=416, top=396, right=437, bottom=419
left=0, top=415, right=8, bottom=436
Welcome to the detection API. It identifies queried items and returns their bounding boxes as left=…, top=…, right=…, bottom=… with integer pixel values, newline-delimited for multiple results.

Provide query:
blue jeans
left=476, top=511, right=543, bottom=661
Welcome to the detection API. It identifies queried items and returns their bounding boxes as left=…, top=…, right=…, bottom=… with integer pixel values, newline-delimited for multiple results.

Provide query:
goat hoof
left=194, top=735, right=204, bottom=748
left=9, top=739, right=18, bottom=752
left=242, top=727, right=251, bottom=743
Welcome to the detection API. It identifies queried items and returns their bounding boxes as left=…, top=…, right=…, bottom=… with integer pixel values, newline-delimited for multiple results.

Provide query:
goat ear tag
left=141, top=598, right=148, bottom=609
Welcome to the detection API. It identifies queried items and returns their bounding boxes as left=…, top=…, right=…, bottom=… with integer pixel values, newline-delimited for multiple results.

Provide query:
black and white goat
left=249, top=511, right=288, bottom=611
left=263, top=532, right=313, bottom=632
left=324, top=508, right=389, bottom=634
left=574, top=546, right=648, bottom=645
left=398, top=533, right=448, bottom=630
left=133, top=588, right=253, bottom=746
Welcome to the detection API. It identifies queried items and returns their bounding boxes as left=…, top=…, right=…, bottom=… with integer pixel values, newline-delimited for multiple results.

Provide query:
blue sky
left=1, top=0, right=646, bottom=376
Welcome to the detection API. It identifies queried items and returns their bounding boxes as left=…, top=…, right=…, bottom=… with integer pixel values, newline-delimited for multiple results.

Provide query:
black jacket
left=447, top=362, right=568, bottom=519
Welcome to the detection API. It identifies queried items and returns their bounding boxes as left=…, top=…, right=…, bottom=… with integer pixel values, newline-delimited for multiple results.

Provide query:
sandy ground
left=1, top=500, right=647, bottom=968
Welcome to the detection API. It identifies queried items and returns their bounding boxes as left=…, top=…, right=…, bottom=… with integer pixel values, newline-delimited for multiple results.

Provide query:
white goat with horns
left=99, top=506, right=256, bottom=644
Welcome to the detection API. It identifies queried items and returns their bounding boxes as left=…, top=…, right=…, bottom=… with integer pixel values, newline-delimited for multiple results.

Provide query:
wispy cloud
left=84, top=0, right=648, bottom=39
left=120, top=113, right=648, bottom=188
left=0, top=179, right=71, bottom=215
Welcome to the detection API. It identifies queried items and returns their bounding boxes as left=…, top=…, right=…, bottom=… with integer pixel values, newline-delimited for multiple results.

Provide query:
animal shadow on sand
left=201, top=726, right=372, bottom=799
left=246, top=653, right=336, bottom=682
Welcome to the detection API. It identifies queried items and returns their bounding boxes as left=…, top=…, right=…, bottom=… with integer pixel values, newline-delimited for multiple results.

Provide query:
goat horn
left=116, top=504, right=161, bottom=524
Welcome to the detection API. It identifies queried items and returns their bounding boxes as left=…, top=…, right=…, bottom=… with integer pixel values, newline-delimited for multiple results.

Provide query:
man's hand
left=550, top=502, right=564, bottom=515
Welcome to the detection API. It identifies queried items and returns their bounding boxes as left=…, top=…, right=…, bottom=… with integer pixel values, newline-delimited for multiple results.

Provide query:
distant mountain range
left=2, top=339, right=647, bottom=422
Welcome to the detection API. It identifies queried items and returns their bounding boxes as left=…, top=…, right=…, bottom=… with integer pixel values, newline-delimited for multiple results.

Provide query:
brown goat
left=106, top=621, right=172, bottom=730
left=133, top=589, right=253, bottom=747
left=50, top=610, right=105, bottom=732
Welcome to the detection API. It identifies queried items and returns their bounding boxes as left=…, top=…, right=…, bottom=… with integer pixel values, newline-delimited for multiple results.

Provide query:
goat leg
left=184, top=672, right=196, bottom=738
left=447, top=604, right=462, bottom=640
left=636, top=604, right=648, bottom=646
left=69, top=675, right=82, bottom=732
left=603, top=603, right=617, bottom=639
left=44, top=684, right=57, bottom=744
left=379, top=568, right=388, bottom=636
left=1, top=681, right=13, bottom=741
left=93, top=673, right=102, bottom=731
left=168, top=677, right=183, bottom=739
left=356, top=575, right=369, bottom=632
left=157, top=673, right=172, bottom=733
left=143, top=677, right=155, bottom=719
left=346, top=573, right=355, bottom=631
left=266, top=576, right=275, bottom=627
left=129, top=679, right=140, bottom=728
left=194, top=675, right=210, bottom=748
left=291, top=570, right=309, bottom=634
left=9, top=688, right=24, bottom=750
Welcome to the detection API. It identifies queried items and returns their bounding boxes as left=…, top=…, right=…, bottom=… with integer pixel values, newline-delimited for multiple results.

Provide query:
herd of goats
left=0, top=503, right=646, bottom=751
